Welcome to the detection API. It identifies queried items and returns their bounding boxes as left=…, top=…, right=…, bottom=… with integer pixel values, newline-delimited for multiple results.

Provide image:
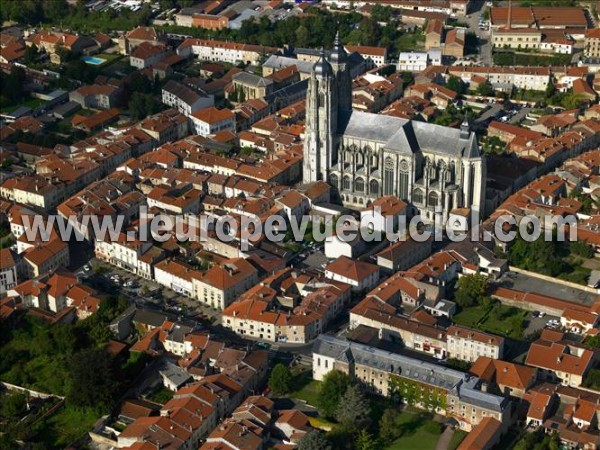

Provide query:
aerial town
left=0, top=0, right=600, bottom=449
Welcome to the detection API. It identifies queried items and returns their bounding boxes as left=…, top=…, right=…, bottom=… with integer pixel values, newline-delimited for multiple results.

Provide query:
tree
left=268, top=363, right=292, bottom=395
left=317, top=369, right=351, bottom=418
left=447, top=76, right=465, bottom=95
left=3, top=67, right=26, bottom=104
left=571, top=240, right=594, bottom=258
left=295, top=25, right=309, bottom=48
left=298, top=430, right=331, bottom=450
left=545, top=81, right=556, bottom=99
left=379, top=408, right=401, bottom=444
left=454, top=274, right=489, bottom=308
left=1, top=392, right=27, bottom=419
left=355, top=430, right=381, bottom=450
left=476, top=81, right=494, bottom=97
left=24, top=44, right=38, bottom=64
left=335, top=383, right=371, bottom=429
left=67, top=348, right=120, bottom=408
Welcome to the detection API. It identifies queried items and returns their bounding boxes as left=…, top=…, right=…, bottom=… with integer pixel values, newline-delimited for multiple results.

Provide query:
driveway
left=435, top=426, right=455, bottom=450
left=459, top=1, right=493, bottom=65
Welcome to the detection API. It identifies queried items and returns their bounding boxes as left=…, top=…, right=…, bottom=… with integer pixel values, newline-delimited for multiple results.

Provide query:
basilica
left=302, top=35, right=486, bottom=224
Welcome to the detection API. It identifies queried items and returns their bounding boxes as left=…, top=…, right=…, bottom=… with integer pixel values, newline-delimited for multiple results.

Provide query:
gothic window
left=356, top=152, right=364, bottom=167
left=428, top=191, right=439, bottom=207
left=369, top=179, right=379, bottom=195
left=355, top=178, right=365, bottom=192
left=413, top=188, right=423, bottom=204
left=318, top=92, right=325, bottom=107
left=372, top=154, right=378, bottom=168
left=384, top=156, right=394, bottom=196
left=329, top=174, right=339, bottom=188
left=343, top=176, right=351, bottom=191
left=399, top=160, right=409, bottom=199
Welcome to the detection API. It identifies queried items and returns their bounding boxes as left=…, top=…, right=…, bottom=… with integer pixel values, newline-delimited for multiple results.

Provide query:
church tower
left=303, top=34, right=352, bottom=184
left=303, top=49, right=338, bottom=183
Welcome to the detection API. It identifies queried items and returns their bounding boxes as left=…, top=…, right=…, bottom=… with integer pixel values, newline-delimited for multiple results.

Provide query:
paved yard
left=497, top=271, right=597, bottom=306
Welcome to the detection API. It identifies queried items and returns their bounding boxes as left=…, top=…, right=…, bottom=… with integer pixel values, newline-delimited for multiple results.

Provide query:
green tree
left=476, top=81, right=494, bottom=97
left=447, top=76, right=465, bottom=95
left=370, top=5, right=393, bottom=22
left=268, top=363, right=292, bottom=395
left=355, top=430, right=381, bottom=450
left=454, top=274, right=489, bottom=308
left=379, top=408, right=401, bottom=444
left=571, top=240, right=594, bottom=258
left=298, top=430, right=331, bottom=450
left=1, top=392, right=27, bottom=419
left=295, top=25, right=310, bottom=48
left=24, top=44, right=38, bottom=64
left=335, top=384, right=371, bottom=429
left=67, top=348, right=120, bottom=408
left=317, top=369, right=351, bottom=418
left=545, top=81, right=556, bottom=99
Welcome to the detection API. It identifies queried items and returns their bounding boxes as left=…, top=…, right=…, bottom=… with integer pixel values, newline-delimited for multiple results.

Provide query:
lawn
left=448, top=430, right=468, bottom=450
left=452, top=305, right=487, bottom=328
left=0, top=97, right=46, bottom=113
left=385, top=411, right=443, bottom=450
left=395, top=32, right=425, bottom=52
left=37, top=405, right=99, bottom=448
left=288, top=368, right=321, bottom=407
left=454, top=303, right=528, bottom=340
left=147, top=386, right=174, bottom=404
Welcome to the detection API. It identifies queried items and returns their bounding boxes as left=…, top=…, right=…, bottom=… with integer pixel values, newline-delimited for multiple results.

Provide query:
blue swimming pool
left=82, top=56, right=106, bottom=65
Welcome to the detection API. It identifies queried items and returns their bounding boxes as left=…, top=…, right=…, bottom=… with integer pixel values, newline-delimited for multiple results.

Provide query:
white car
left=538, top=312, right=546, bottom=318
left=84, top=265, right=91, bottom=271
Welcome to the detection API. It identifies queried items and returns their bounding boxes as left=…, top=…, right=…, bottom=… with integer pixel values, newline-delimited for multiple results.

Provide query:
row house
left=154, top=259, right=200, bottom=298
left=146, top=183, right=202, bottom=215
left=0, top=175, right=62, bottom=210
left=177, top=38, right=278, bottom=65
left=446, top=325, right=505, bottom=362
left=448, top=66, right=551, bottom=92
left=193, top=258, right=258, bottom=309
left=95, top=232, right=153, bottom=274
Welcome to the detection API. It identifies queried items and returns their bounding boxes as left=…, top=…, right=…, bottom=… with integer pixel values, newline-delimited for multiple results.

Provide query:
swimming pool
left=82, top=56, right=106, bottom=65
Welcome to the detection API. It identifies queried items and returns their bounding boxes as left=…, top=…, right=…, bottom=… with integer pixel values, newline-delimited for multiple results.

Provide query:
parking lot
left=498, top=271, right=597, bottom=306
left=82, top=258, right=222, bottom=322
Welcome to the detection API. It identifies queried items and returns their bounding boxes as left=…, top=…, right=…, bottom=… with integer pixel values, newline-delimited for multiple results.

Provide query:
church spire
left=460, top=112, right=470, bottom=139
left=330, top=30, right=347, bottom=65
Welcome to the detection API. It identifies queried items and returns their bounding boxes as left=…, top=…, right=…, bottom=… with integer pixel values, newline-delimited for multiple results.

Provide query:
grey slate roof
left=233, top=71, right=273, bottom=88
left=338, top=111, right=480, bottom=158
left=313, top=335, right=508, bottom=412
left=263, top=55, right=315, bottom=75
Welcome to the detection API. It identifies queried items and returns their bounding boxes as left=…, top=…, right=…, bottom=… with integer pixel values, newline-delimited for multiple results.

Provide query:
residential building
left=469, top=356, right=536, bottom=398
left=446, top=325, right=505, bottom=362
left=69, top=84, right=119, bottom=110
left=190, top=107, right=236, bottom=137
left=492, top=28, right=542, bottom=50
left=118, top=26, right=164, bottom=55
left=129, top=42, right=169, bottom=69
left=585, top=28, right=600, bottom=58
left=193, top=258, right=258, bottom=309
left=177, top=38, right=279, bottom=66
left=324, top=256, right=380, bottom=293
left=161, top=80, right=214, bottom=117
left=397, top=52, right=429, bottom=72
left=154, top=259, right=200, bottom=298
left=0, top=248, right=18, bottom=294
left=525, top=333, right=595, bottom=387
left=425, top=19, right=443, bottom=50
left=344, top=45, right=388, bottom=68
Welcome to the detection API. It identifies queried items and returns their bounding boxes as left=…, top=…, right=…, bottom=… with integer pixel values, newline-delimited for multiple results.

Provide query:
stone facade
left=303, top=35, right=486, bottom=223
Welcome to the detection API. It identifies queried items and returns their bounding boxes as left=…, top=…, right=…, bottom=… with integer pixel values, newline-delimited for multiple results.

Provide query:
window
left=329, top=174, right=339, bottom=188
left=369, top=179, right=379, bottom=195
left=355, top=178, right=364, bottom=192
left=428, top=191, right=439, bottom=207
left=343, top=176, right=351, bottom=190
left=413, top=188, right=423, bottom=204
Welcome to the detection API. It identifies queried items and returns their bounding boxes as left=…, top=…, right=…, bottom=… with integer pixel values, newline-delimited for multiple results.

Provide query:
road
left=460, top=1, right=492, bottom=66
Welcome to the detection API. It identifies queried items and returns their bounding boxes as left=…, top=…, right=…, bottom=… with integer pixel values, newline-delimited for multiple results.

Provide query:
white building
left=397, top=52, right=429, bottom=72
left=189, top=107, right=236, bottom=137
left=162, top=80, right=214, bottom=117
